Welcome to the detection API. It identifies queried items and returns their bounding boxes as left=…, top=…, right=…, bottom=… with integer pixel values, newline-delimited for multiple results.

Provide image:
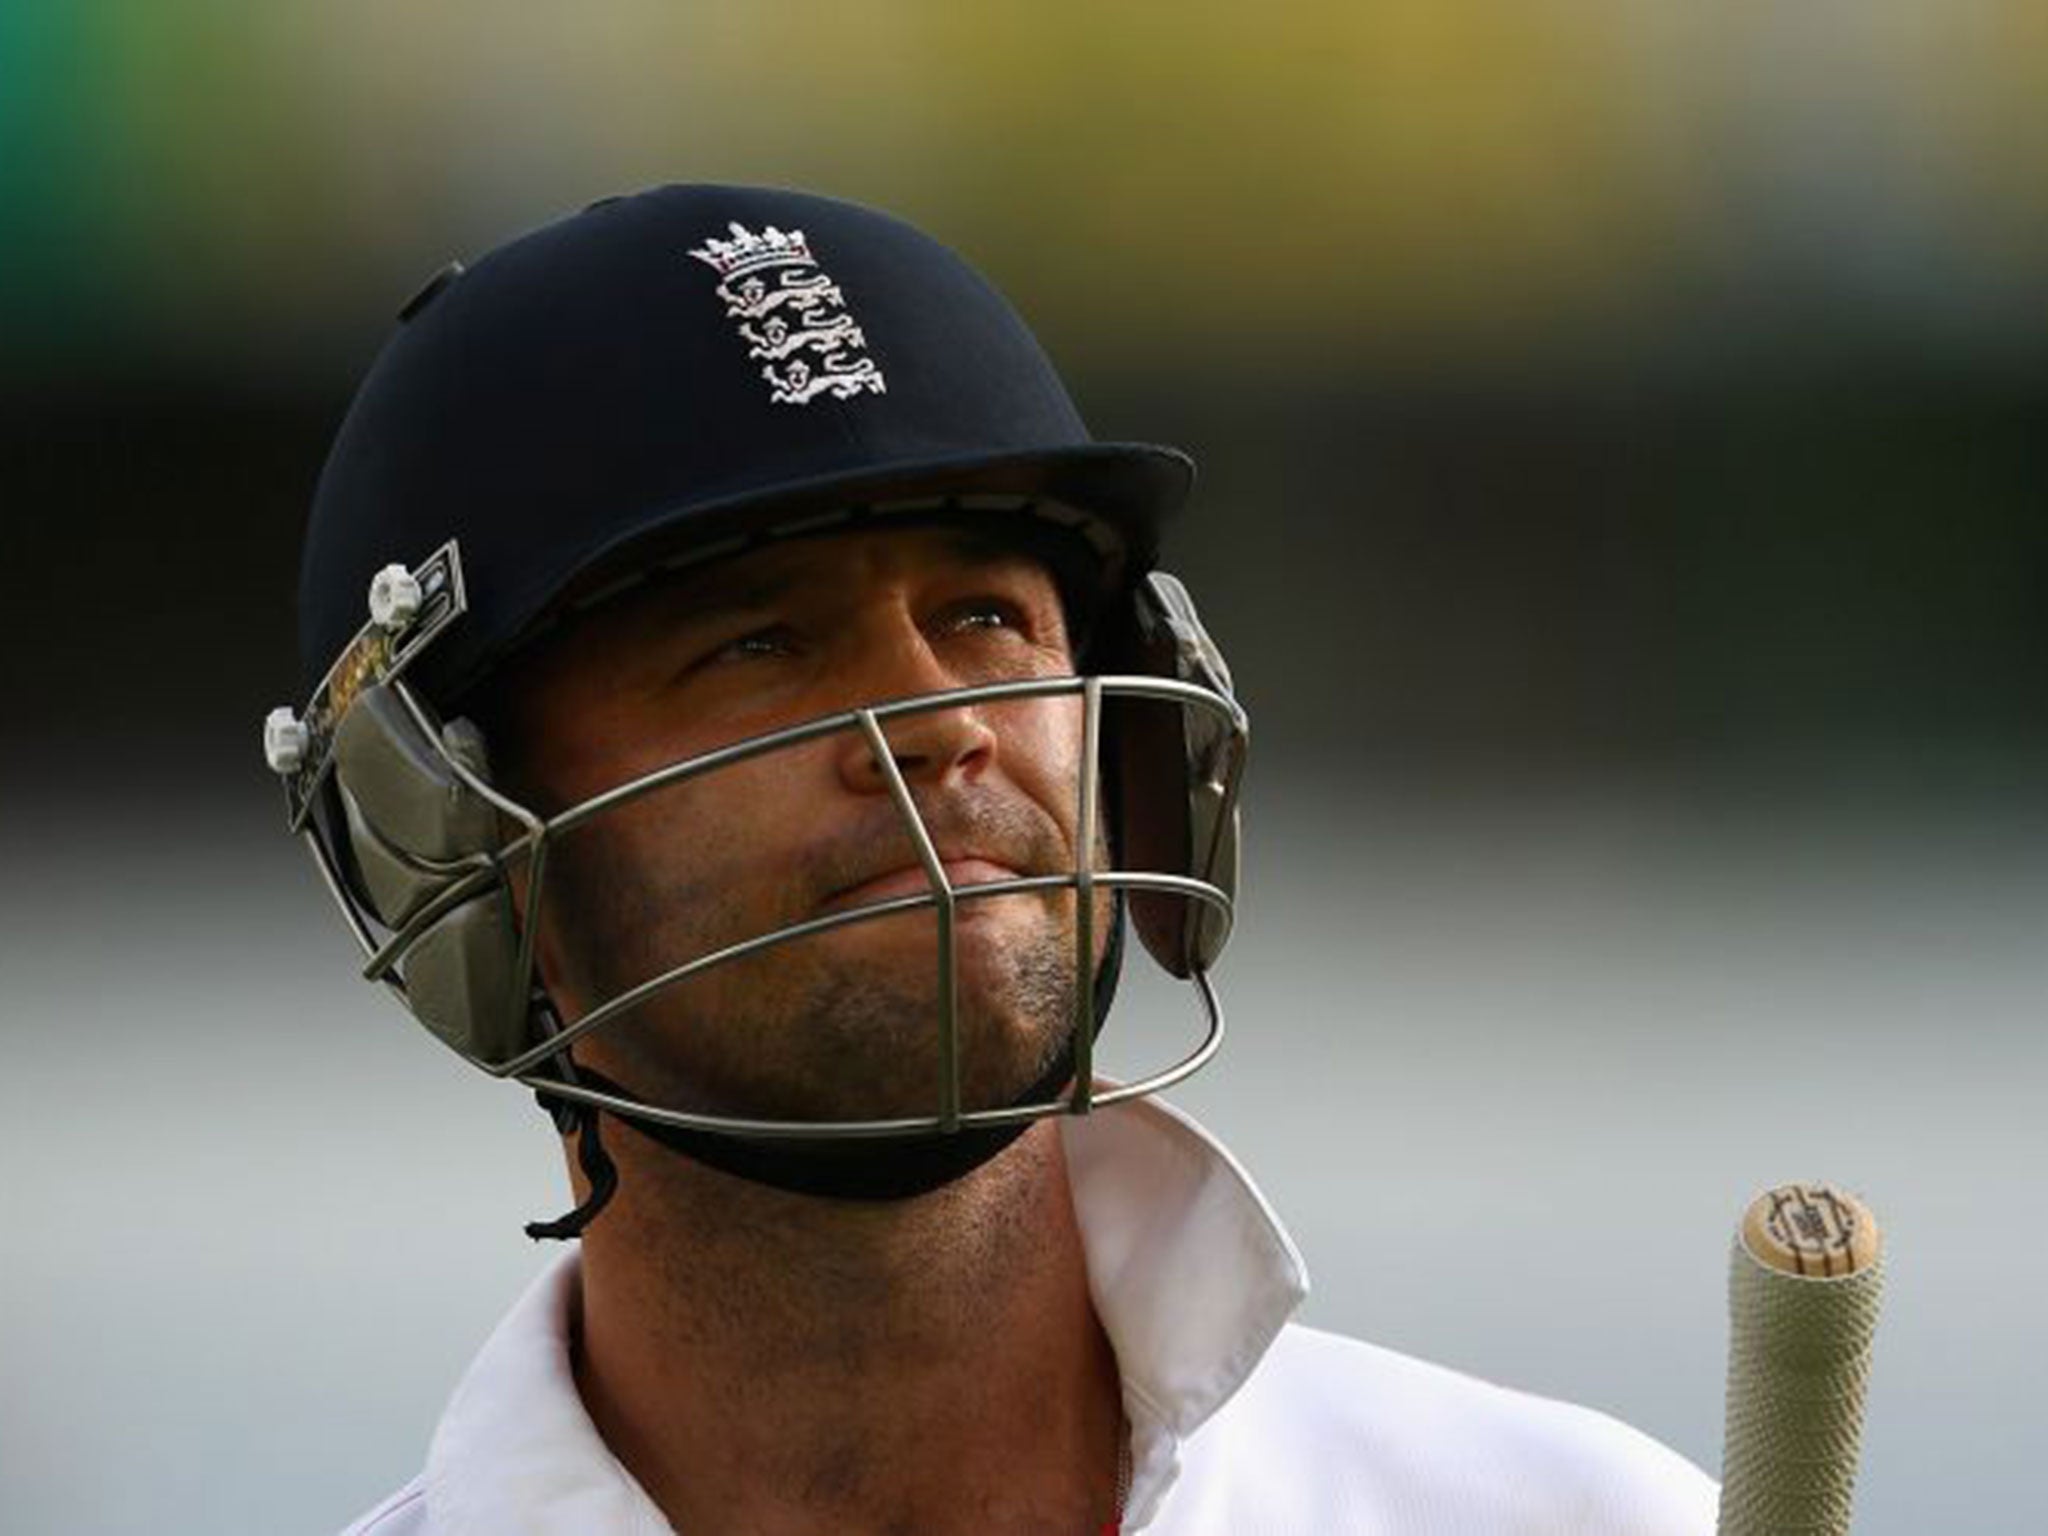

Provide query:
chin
left=592, top=908, right=1078, bottom=1120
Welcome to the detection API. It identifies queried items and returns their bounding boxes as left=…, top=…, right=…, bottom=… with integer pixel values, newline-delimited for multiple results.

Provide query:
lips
left=822, top=857, right=1026, bottom=912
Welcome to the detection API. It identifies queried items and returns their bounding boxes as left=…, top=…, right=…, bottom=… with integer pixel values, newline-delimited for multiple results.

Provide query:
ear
left=330, top=682, right=534, bottom=1066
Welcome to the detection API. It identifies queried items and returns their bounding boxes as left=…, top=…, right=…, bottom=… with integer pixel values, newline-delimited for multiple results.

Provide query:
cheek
left=577, top=739, right=838, bottom=894
left=994, top=696, right=1091, bottom=820
left=521, top=713, right=674, bottom=814
left=530, top=689, right=781, bottom=808
left=539, top=750, right=831, bottom=987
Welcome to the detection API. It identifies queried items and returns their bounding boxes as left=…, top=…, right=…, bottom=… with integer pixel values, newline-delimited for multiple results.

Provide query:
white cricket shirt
left=342, top=1097, right=1717, bottom=1534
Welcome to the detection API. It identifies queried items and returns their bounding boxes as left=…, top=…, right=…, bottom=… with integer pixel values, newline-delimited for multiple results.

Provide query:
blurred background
left=3, top=2, right=2044, bottom=1531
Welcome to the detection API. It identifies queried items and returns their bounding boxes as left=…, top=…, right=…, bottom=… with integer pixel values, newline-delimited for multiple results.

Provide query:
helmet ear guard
left=328, top=682, right=533, bottom=1065
left=1107, top=571, right=1244, bottom=978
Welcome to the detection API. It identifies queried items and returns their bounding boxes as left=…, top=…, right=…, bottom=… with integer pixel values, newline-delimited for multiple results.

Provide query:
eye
left=937, top=596, right=1027, bottom=636
left=707, top=623, right=801, bottom=664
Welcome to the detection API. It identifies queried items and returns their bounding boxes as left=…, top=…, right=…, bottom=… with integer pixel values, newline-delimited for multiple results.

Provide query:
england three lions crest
left=687, top=222, right=888, bottom=407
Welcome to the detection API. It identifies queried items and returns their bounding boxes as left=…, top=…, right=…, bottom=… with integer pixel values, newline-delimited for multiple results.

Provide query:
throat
left=572, top=1122, right=1129, bottom=1534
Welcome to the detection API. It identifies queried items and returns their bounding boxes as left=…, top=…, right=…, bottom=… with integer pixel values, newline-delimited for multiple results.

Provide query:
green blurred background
left=3, top=4, right=2044, bottom=1533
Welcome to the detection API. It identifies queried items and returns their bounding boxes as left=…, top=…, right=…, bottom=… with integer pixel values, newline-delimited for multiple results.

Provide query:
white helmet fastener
left=369, top=563, right=425, bottom=632
left=263, top=706, right=310, bottom=775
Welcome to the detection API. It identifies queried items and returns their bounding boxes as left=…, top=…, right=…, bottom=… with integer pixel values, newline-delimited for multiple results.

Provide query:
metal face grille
left=298, top=670, right=1244, bottom=1141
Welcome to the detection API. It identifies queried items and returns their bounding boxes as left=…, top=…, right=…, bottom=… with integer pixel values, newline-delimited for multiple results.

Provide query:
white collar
left=424, top=1096, right=1309, bottom=1534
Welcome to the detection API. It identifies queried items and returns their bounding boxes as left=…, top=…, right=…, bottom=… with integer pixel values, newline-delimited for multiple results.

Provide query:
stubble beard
left=541, top=794, right=1107, bottom=1125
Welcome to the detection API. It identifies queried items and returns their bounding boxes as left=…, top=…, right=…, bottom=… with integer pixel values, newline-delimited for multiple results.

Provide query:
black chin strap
left=522, top=1093, right=620, bottom=1241
left=523, top=899, right=1125, bottom=1237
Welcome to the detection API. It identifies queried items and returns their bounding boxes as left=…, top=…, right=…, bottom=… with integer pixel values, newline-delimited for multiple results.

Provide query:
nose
left=832, top=642, right=998, bottom=796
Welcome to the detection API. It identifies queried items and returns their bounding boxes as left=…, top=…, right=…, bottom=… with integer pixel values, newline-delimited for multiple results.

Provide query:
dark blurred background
left=3, top=5, right=2043, bottom=1533
left=7, top=2, right=2044, bottom=795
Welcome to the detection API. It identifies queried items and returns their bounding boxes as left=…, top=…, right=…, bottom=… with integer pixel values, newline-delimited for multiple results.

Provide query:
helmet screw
left=369, top=563, right=424, bottom=631
left=264, top=706, right=310, bottom=774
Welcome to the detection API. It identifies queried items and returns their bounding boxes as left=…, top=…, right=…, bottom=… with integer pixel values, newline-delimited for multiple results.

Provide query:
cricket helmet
left=268, top=185, right=1245, bottom=1218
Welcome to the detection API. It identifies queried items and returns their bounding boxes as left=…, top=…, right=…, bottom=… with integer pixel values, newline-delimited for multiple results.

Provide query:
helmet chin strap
left=524, top=899, right=1126, bottom=1237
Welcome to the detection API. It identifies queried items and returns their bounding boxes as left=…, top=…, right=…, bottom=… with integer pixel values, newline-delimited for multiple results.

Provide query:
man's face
left=498, top=521, right=1112, bottom=1125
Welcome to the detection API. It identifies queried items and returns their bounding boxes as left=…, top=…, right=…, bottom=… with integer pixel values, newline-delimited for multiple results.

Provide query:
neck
left=572, top=1121, right=1126, bottom=1536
